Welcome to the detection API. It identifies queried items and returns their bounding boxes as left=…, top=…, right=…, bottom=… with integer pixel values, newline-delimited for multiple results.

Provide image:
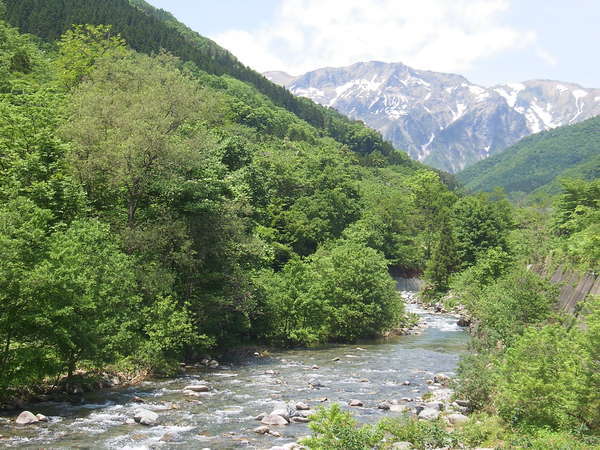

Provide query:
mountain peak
left=266, top=61, right=600, bottom=172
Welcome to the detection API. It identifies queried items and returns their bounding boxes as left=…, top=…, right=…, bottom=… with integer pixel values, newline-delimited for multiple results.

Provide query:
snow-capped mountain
left=265, top=62, right=600, bottom=173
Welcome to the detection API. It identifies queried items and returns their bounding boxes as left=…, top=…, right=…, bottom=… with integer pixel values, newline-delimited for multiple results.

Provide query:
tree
left=424, top=209, right=457, bottom=292
left=451, top=193, right=513, bottom=269
left=56, top=24, right=127, bottom=89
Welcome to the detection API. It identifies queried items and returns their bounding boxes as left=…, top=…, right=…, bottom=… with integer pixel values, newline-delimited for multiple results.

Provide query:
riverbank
left=0, top=291, right=469, bottom=449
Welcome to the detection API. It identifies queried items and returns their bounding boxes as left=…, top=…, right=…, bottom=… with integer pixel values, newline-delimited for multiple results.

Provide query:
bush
left=495, top=325, right=586, bottom=431
left=301, top=404, right=383, bottom=450
left=378, top=416, right=458, bottom=449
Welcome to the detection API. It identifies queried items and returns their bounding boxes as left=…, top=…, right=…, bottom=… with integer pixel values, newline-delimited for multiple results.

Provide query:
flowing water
left=0, top=283, right=469, bottom=449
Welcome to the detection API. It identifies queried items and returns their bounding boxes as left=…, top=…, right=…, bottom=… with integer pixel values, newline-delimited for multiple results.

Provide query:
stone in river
left=131, top=396, right=145, bottom=403
left=253, top=425, right=270, bottom=434
left=261, top=414, right=289, bottom=426
left=377, top=401, right=391, bottom=410
left=184, top=384, right=210, bottom=392
left=433, top=373, right=450, bottom=385
left=35, top=414, right=49, bottom=422
left=254, top=412, right=267, bottom=421
left=291, top=416, right=310, bottom=423
left=133, top=409, right=159, bottom=426
left=15, top=411, right=39, bottom=425
left=295, top=402, right=310, bottom=410
left=349, top=399, right=363, bottom=407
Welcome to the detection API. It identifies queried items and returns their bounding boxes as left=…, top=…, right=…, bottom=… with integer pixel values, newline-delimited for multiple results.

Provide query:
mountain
left=265, top=62, right=600, bottom=173
left=3, top=0, right=412, bottom=165
left=457, top=115, right=600, bottom=197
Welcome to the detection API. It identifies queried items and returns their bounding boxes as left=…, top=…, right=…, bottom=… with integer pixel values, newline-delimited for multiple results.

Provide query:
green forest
left=0, top=0, right=598, bottom=448
left=457, top=115, right=600, bottom=201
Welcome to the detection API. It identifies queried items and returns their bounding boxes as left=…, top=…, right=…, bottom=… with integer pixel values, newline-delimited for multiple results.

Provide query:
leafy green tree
left=496, top=325, right=585, bottom=431
left=424, top=209, right=458, bottom=292
left=56, top=24, right=127, bottom=88
left=451, top=193, right=513, bottom=269
left=29, top=219, right=141, bottom=377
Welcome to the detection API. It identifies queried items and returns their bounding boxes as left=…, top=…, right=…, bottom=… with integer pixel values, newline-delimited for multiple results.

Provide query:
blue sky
left=147, top=0, right=599, bottom=88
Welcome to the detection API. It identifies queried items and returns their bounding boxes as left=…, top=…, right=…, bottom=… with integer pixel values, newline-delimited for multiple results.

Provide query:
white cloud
left=536, top=47, right=558, bottom=66
left=211, top=0, right=536, bottom=76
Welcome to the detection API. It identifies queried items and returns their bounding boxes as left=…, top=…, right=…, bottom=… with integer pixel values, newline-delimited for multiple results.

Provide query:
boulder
left=348, top=399, right=363, bottom=407
left=253, top=425, right=270, bottom=434
left=261, top=414, right=289, bottom=426
left=389, top=404, right=408, bottom=413
left=15, top=411, right=39, bottom=425
left=457, top=316, right=471, bottom=327
left=447, top=413, right=469, bottom=425
left=424, top=401, right=444, bottom=411
left=418, top=408, right=439, bottom=421
left=291, top=416, right=310, bottom=423
left=433, top=373, right=450, bottom=386
left=133, top=409, right=159, bottom=426
left=207, top=359, right=219, bottom=368
left=35, top=414, right=49, bottom=422
left=184, top=384, right=210, bottom=392
left=271, top=407, right=290, bottom=420
left=295, top=402, right=310, bottom=410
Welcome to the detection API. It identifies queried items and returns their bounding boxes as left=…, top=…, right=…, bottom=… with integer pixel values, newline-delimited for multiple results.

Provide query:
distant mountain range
left=457, top=115, right=600, bottom=198
left=265, top=62, right=600, bottom=173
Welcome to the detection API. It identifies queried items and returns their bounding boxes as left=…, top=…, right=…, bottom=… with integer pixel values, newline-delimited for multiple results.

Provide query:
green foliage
left=301, top=404, right=383, bottom=450
left=378, top=416, right=458, bottom=449
left=451, top=193, right=513, bottom=269
left=458, top=115, right=600, bottom=197
left=261, top=240, right=404, bottom=346
left=56, top=24, right=127, bottom=88
left=495, top=324, right=586, bottom=431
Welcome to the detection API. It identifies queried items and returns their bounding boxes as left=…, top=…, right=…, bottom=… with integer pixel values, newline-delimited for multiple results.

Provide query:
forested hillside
left=458, top=115, right=600, bottom=198
left=3, top=0, right=424, bottom=166
left=0, top=8, right=467, bottom=396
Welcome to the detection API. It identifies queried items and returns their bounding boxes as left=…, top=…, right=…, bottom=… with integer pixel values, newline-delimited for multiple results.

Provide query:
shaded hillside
left=457, top=115, right=600, bottom=196
left=4, top=0, right=409, bottom=162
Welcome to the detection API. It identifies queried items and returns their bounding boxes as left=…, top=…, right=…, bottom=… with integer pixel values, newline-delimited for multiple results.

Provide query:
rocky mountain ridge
left=265, top=61, right=600, bottom=172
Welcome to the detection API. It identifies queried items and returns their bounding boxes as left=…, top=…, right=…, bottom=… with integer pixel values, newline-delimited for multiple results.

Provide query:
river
left=0, top=282, right=469, bottom=449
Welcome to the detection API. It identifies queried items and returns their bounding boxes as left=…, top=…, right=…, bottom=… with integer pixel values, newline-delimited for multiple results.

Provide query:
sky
left=146, top=0, right=600, bottom=88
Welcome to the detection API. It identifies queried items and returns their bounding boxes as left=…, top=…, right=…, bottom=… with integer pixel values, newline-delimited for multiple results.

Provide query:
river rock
left=424, top=401, right=444, bottom=411
left=295, top=409, right=312, bottom=418
left=254, top=412, right=267, bottom=421
left=447, top=413, right=469, bottom=425
left=261, top=414, right=289, bottom=426
left=455, top=399, right=470, bottom=408
left=15, top=411, right=39, bottom=425
left=131, top=396, right=145, bottom=403
left=377, top=401, right=391, bottom=410
left=35, top=414, right=49, bottom=422
left=402, top=380, right=411, bottom=385
left=349, top=399, right=363, bottom=407
left=207, top=359, right=219, bottom=368
left=311, top=365, right=319, bottom=369
left=271, top=407, right=290, bottom=420
left=295, top=402, right=310, bottom=410
left=332, top=357, right=340, bottom=362
left=390, top=404, right=408, bottom=413
left=184, top=384, right=210, bottom=392
left=253, top=425, right=270, bottom=434
left=433, top=373, right=450, bottom=386
left=134, top=409, right=159, bottom=426
left=418, top=408, right=439, bottom=420
left=308, top=378, right=324, bottom=388
left=291, top=416, right=310, bottom=423
left=268, top=430, right=282, bottom=437
left=457, top=316, right=471, bottom=327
